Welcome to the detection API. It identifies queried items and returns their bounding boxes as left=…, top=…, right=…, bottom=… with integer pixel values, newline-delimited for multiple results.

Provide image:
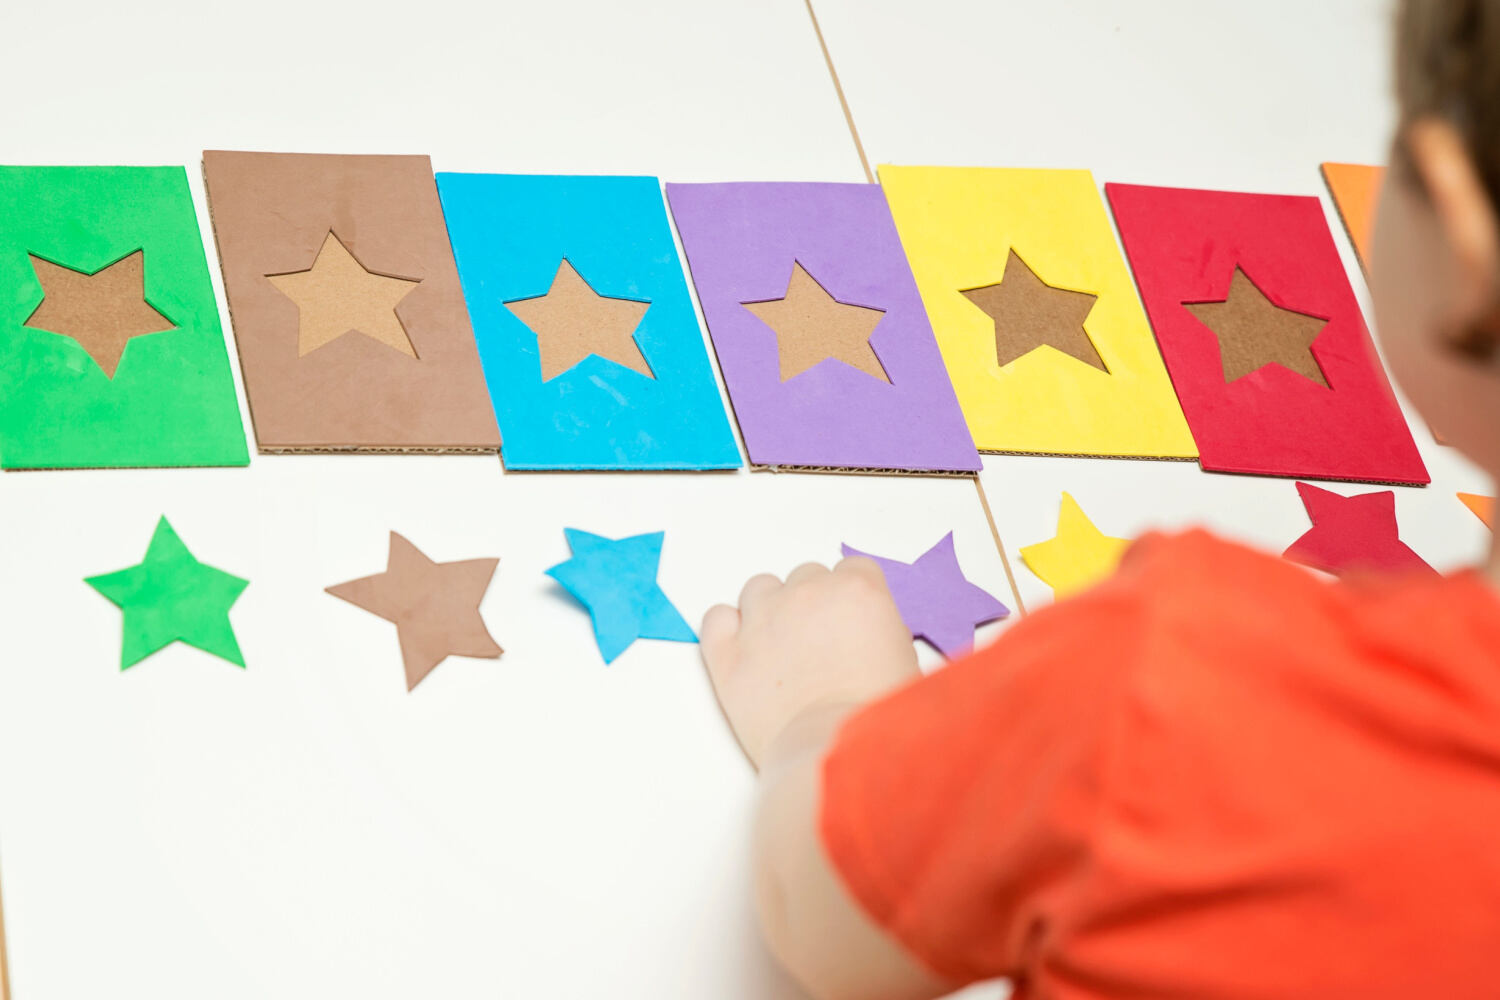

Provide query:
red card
left=1106, top=183, right=1428, bottom=484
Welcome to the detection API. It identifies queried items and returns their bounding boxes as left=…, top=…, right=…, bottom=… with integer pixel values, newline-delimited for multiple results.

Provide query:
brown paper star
left=23, top=250, right=176, bottom=378
left=505, top=259, right=654, bottom=381
left=1184, top=267, right=1330, bottom=388
left=325, top=532, right=502, bottom=691
left=266, top=233, right=420, bottom=358
left=742, top=262, right=888, bottom=382
left=961, top=250, right=1106, bottom=373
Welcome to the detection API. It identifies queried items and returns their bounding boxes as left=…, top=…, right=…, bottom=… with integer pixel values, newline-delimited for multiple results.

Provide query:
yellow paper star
left=1020, top=492, right=1130, bottom=599
left=24, top=250, right=176, bottom=378
left=504, top=259, right=654, bottom=382
left=266, top=232, right=420, bottom=358
left=742, top=261, right=889, bottom=383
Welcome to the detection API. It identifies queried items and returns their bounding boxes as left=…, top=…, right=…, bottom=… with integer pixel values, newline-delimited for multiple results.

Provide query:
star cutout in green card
left=86, top=517, right=248, bottom=669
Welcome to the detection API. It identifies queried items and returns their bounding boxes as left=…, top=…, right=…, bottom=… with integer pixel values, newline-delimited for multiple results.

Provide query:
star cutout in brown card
left=1184, top=266, right=1331, bottom=388
left=326, top=532, right=502, bottom=691
left=960, top=250, right=1106, bottom=373
left=266, top=233, right=420, bottom=358
left=24, top=250, right=175, bottom=377
left=742, top=261, right=888, bottom=383
left=505, top=259, right=653, bottom=381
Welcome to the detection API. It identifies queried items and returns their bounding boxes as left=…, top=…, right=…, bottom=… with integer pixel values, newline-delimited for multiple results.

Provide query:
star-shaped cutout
left=85, top=517, right=248, bottom=669
left=1458, top=492, right=1494, bottom=531
left=1283, top=482, right=1436, bottom=577
left=1020, top=493, right=1131, bottom=599
left=841, top=532, right=1009, bottom=658
left=326, top=532, right=502, bottom=691
left=266, top=232, right=421, bottom=358
left=23, top=250, right=176, bottom=378
left=546, top=528, right=695, bottom=663
left=961, top=250, right=1106, bottom=373
left=742, top=261, right=889, bottom=383
left=1184, top=266, right=1331, bottom=388
left=505, top=259, right=654, bottom=382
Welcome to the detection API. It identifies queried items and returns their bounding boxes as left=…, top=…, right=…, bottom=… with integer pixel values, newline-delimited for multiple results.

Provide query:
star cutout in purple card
left=841, top=532, right=1009, bottom=659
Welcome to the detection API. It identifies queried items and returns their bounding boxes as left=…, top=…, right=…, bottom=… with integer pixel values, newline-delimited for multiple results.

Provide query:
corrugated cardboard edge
left=259, top=445, right=498, bottom=455
left=0, top=853, right=11, bottom=1000
left=750, top=463, right=975, bottom=478
left=979, top=449, right=1198, bottom=462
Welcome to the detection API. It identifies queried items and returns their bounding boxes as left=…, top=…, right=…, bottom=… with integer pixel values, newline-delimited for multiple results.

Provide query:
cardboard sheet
left=85, top=517, right=249, bottom=669
left=201, top=151, right=500, bottom=453
left=1284, top=482, right=1435, bottom=577
left=877, top=166, right=1195, bottom=458
left=436, top=174, right=740, bottom=471
left=665, top=182, right=978, bottom=474
left=1019, top=493, right=1130, bottom=599
left=1106, top=183, right=1427, bottom=484
left=841, top=532, right=1007, bottom=657
left=0, top=166, right=247, bottom=469
left=1458, top=492, right=1494, bottom=530
left=326, top=533, right=502, bottom=691
left=545, top=529, right=696, bottom=663
left=1320, top=163, right=1383, bottom=273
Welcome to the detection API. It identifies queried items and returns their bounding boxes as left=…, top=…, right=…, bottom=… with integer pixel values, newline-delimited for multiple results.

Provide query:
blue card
left=436, top=173, right=742, bottom=470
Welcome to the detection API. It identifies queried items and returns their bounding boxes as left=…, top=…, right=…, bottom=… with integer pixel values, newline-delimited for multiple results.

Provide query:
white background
left=0, top=1, right=1486, bottom=999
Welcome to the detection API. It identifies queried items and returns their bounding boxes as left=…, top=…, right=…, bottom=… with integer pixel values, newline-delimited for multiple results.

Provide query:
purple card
left=665, top=182, right=980, bottom=473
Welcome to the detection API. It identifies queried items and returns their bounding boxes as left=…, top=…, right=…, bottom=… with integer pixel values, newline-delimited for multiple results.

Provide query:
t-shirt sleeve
left=819, top=559, right=1152, bottom=984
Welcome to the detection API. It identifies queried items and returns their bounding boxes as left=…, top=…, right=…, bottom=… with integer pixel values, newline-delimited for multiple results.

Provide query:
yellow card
left=879, top=166, right=1196, bottom=457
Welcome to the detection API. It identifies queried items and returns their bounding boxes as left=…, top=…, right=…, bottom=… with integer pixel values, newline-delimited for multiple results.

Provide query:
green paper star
left=86, top=517, right=249, bottom=669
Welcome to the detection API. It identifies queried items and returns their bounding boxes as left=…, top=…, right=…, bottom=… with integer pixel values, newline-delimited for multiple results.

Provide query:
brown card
left=202, top=151, right=500, bottom=452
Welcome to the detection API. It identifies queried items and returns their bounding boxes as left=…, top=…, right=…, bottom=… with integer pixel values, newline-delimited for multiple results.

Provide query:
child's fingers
left=785, top=561, right=830, bottom=586
left=835, top=554, right=885, bottom=582
left=738, top=573, right=782, bottom=618
left=699, top=603, right=741, bottom=680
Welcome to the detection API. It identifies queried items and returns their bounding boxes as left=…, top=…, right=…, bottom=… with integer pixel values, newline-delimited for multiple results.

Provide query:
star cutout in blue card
left=546, top=528, right=696, bottom=663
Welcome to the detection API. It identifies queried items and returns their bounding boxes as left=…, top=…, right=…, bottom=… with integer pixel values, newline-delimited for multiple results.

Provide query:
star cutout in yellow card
left=1020, top=492, right=1131, bottom=599
left=879, top=166, right=1196, bottom=458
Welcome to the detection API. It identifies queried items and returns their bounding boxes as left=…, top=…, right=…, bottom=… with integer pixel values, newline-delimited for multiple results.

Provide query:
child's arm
left=700, top=558, right=955, bottom=1000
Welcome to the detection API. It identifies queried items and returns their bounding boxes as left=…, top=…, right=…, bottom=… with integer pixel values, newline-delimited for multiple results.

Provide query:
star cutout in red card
left=1283, top=482, right=1436, bottom=578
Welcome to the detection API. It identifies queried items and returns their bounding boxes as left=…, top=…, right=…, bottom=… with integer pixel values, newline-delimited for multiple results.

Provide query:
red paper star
left=1283, top=482, right=1436, bottom=577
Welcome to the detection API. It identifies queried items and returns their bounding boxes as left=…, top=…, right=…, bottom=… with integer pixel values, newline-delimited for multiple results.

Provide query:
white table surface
left=0, top=1, right=1483, bottom=998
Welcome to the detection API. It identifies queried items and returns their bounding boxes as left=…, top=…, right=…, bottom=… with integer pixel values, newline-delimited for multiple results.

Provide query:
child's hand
left=701, top=557, right=920, bottom=769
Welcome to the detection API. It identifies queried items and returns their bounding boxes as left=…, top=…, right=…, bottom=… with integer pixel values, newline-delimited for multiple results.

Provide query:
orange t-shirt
left=821, top=530, right=1500, bottom=999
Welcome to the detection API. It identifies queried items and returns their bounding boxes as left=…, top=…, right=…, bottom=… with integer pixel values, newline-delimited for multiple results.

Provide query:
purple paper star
left=841, top=532, right=1009, bottom=658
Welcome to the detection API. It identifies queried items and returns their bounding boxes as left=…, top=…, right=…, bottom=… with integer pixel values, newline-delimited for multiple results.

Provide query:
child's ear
left=1405, top=117, right=1500, bottom=356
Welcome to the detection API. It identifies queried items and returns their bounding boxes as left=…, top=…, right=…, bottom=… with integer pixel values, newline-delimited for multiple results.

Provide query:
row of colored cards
left=0, top=154, right=1424, bottom=483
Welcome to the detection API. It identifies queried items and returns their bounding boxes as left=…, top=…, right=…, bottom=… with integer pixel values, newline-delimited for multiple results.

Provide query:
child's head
left=1374, top=0, right=1500, bottom=473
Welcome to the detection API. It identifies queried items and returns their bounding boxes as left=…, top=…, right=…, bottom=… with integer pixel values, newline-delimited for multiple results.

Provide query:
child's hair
left=1396, top=0, right=1500, bottom=202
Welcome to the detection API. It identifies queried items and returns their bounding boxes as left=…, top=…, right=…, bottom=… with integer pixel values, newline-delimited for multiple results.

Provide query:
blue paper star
left=546, top=529, right=696, bottom=663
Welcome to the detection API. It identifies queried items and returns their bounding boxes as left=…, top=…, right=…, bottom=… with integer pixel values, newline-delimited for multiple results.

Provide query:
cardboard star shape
left=1284, top=482, right=1436, bottom=577
left=841, top=532, right=1008, bottom=658
left=326, top=532, right=502, bottom=690
left=85, top=517, right=248, bottom=669
left=546, top=528, right=695, bottom=663
left=1020, top=493, right=1130, bottom=599
left=23, top=250, right=175, bottom=378
left=1458, top=492, right=1494, bottom=530
left=961, top=249, right=1106, bottom=372
left=265, top=232, right=420, bottom=358
left=505, top=259, right=654, bottom=382
left=1185, top=266, right=1331, bottom=389
left=742, top=261, right=889, bottom=383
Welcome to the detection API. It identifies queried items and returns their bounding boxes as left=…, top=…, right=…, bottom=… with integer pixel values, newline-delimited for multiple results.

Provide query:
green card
left=0, top=166, right=248, bottom=468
